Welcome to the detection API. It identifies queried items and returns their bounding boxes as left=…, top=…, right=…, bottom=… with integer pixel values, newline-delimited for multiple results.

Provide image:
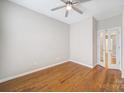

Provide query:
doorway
left=97, top=27, right=121, bottom=70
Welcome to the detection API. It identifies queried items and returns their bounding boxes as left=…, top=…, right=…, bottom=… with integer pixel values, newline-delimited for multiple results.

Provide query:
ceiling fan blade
left=61, top=0, right=67, bottom=3
left=72, top=1, right=79, bottom=5
left=78, top=0, right=91, bottom=3
left=51, top=5, right=66, bottom=11
left=72, top=6, right=83, bottom=14
left=65, top=10, right=69, bottom=17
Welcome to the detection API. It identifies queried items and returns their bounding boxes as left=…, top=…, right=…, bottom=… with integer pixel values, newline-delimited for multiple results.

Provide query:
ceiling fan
left=51, top=0, right=91, bottom=17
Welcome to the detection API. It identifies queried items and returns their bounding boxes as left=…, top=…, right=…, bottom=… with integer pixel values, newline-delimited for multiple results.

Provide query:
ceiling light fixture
left=51, top=0, right=92, bottom=17
left=66, top=4, right=72, bottom=10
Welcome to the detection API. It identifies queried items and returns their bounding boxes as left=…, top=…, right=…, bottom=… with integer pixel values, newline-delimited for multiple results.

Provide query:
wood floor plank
left=0, top=62, right=124, bottom=92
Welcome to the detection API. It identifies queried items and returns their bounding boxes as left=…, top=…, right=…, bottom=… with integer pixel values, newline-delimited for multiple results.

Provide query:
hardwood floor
left=0, top=62, right=124, bottom=92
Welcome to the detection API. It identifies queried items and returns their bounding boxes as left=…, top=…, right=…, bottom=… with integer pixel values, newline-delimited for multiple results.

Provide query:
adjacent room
left=0, top=0, right=124, bottom=92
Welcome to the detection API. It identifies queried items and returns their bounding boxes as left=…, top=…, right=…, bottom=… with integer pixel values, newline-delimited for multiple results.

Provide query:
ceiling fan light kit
left=66, top=3, right=72, bottom=10
left=51, top=0, right=91, bottom=17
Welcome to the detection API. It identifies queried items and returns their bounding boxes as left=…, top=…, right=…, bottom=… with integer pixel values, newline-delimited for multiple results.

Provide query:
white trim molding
left=0, top=61, right=68, bottom=83
left=0, top=60, right=94, bottom=83
left=69, top=60, right=93, bottom=68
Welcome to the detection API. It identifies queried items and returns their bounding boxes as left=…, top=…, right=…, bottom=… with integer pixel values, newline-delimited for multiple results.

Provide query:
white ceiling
left=8, top=0, right=124, bottom=24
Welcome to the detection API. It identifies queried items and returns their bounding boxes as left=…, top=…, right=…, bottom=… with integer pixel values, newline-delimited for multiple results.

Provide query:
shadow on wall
left=0, top=1, right=5, bottom=78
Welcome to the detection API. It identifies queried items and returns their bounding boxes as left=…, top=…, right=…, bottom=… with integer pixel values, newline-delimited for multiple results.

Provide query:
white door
left=97, top=27, right=121, bottom=70
left=97, top=30, right=106, bottom=67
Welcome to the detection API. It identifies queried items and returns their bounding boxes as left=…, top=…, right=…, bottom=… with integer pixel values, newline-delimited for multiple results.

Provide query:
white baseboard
left=0, top=61, right=68, bottom=83
left=69, top=60, right=93, bottom=68
left=0, top=60, right=94, bottom=83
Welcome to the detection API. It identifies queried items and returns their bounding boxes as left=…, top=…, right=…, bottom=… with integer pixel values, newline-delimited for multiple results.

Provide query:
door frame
left=97, top=27, right=121, bottom=70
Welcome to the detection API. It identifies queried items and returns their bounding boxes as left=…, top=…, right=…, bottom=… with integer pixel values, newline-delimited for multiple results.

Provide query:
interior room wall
left=97, top=14, right=122, bottom=30
left=0, top=0, right=69, bottom=80
left=69, top=17, right=97, bottom=67
left=122, top=8, right=124, bottom=78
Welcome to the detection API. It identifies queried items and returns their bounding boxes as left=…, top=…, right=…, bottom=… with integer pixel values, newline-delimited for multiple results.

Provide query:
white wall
left=122, top=9, right=124, bottom=78
left=97, top=15, right=122, bottom=30
left=70, top=17, right=97, bottom=67
left=0, top=0, right=69, bottom=80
